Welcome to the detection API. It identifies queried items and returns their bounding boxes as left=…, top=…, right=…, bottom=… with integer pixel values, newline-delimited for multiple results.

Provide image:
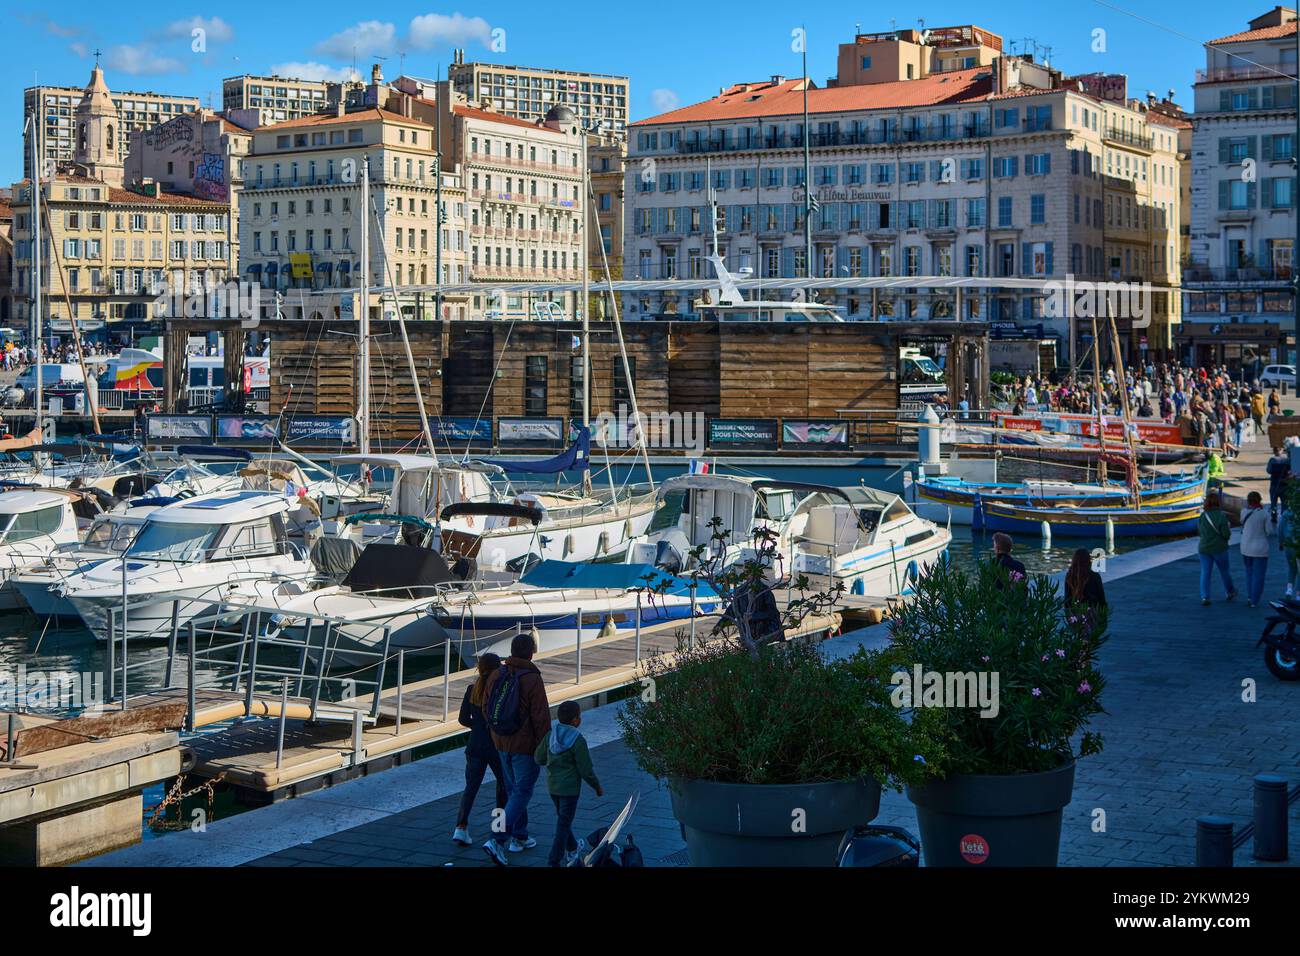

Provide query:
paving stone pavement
left=245, top=542, right=1300, bottom=867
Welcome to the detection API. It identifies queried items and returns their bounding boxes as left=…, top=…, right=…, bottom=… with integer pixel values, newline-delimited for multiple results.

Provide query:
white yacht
left=790, top=487, right=951, bottom=598
left=59, top=490, right=316, bottom=641
left=0, top=489, right=84, bottom=610
left=11, top=503, right=162, bottom=619
left=329, top=452, right=658, bottom=572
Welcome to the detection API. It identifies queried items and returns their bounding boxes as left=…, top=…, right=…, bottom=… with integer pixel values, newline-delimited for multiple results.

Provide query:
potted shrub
left=878, top=560, right=1107, bottom=867
left=617, top=520, right=936, bottom=866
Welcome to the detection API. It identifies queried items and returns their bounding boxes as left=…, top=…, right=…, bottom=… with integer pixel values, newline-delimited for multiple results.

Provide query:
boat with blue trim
left=974, top=497, right=1203, bottom=538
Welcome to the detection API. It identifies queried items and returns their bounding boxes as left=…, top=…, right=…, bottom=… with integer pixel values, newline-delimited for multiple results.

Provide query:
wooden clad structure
left=163, top=317, right=989, bottom=449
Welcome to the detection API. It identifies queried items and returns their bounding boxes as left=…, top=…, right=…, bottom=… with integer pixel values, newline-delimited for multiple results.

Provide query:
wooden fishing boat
left=974, top=497, right=1203, bottom=539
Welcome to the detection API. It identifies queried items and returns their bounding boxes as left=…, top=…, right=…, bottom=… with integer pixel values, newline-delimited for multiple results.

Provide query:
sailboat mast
left=581, top=129, right=592, bottom=494
left=801, top=34, right=813, bottom=301
left=1090, top=316, right=1106, bottom=483
left=1106, top=311, right=1139, bottom=503
left=31, top=109, right=43, bottom=438
left=358, top=153, right=371, bottom=455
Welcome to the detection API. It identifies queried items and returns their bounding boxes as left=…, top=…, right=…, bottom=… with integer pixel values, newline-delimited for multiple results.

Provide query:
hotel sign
left=792, top=186, right=891, bottom=204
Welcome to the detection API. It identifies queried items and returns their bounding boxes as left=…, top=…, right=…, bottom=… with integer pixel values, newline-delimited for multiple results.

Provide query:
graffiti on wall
left=194, top=152, right=228, bottom=201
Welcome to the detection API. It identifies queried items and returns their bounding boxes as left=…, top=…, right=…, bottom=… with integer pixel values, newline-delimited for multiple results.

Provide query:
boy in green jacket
left=535, top=700, right=603, bottom=867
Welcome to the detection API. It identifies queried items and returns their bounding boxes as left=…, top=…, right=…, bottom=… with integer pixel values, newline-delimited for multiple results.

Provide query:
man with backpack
left=481, top=633, right=552, bottom=866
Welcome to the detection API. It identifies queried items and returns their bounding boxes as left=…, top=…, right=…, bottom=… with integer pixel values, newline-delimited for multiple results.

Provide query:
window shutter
left=1247, top=182, right=1258, bottom=208
left=1021, top=242, right=1031, bottom=275
left=1263, top=179, right=1275, bottom=210
left=1218, top=180, right=1229, bottom=209
left=1045, top=242, right=1054, bottom=275
left=1246, top=136, right=1258, bottom=160
left=1263, top=136, right=1274, bottom=161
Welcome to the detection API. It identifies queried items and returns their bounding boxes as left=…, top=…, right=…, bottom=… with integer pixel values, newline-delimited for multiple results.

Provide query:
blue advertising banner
left=215, top=415, right=280, bottom=443
left=708, top=418, right=779, bottom=449
left=146, top=414, right=212, bottom=443
left=286, top=416, right=356, bottom=445
left=432, top=417, right=493, bottom=445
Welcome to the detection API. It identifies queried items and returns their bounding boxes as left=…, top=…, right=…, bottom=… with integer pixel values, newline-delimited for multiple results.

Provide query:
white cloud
left=407, top=13, right=492, bottom=49
left=313, top=21, right=398, bottom=59
left=162, top=16, right=235, bottom=43
left=44, top=19, right=82, bottom=38
left=650, top=88, right=680, bottom=112
left=69, top=42, right=88, bottom=58
left=268, top=61, right=358, bottom=83
left=105, top=43, right=186, bottom=76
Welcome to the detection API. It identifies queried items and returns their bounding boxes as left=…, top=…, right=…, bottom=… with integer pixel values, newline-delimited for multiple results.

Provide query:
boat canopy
left=340, top=543, right=454, bottom=597
left=520, top=559, right=718, bottom=598
left=440, top=502, right=544, bottom=525
left=176, top=445, right=254, bottom=461
left=480, top=428, right=590, bottom=474
left=148, top=490, right=295, bottom=524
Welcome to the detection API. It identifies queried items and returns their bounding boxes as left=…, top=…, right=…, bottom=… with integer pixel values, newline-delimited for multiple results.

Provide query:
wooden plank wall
left=718, top=325, right=810, bottom=418
left=807, top=326, right=897, bottom=416
left=442, top=325, right=495, bottom=418
left=667, top=324, right=721, bottom=416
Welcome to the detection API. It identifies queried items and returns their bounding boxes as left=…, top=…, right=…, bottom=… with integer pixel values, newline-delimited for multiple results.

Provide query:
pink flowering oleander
left=1078, top=681, right=1092, bottom=694
left=1056, top=649, right=1066, bottom=658
left=1032, top=688, right=1042, bottom=697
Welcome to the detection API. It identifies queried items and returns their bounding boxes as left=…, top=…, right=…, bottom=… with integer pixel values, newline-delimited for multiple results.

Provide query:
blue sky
left=1, top=1, right=1275, bottom=183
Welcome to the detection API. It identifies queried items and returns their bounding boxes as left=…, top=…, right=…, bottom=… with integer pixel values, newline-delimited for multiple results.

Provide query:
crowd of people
left=992, top=361, right=1283, bottom=460
left=0, top=340, right=116, bottom=372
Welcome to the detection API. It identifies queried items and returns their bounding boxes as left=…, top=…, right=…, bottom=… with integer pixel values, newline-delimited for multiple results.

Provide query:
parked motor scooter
left=1258, top=597, right=1300, bottom=680
left=836, top=825, right=921, bottom=867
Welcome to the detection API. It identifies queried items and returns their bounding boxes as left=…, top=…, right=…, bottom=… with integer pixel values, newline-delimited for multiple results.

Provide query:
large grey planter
left=905, top=760, right=1076, bottom=867
left=668, top=776, right=881, bottom=867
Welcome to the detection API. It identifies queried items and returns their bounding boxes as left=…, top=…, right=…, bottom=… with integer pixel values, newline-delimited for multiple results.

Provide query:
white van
left=1259, top=364, right=1296, bottom=388
left=15, top=363, right=85, bottom=393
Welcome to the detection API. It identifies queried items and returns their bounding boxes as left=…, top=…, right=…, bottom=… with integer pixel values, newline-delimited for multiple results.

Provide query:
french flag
left=689, top=459, right=710, bottom=475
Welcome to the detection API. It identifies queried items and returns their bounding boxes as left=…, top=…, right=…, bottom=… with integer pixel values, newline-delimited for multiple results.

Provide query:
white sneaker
left=565, top=837, right=590, bottom=866
left=1288, top=585, right=1295, bottom=598
left=452, top=827, right=471, bottom=847
left=482, top=840, right=509, bottom=866
left=508, top=837, right=537, bottom=853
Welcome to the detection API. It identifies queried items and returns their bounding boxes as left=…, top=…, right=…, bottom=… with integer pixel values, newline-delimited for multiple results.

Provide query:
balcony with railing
left=1183, top=262, right=1293, bottom=284
left=672, top=122, right=993, bottom=156
left=1196, top=64, right=1298, bottom=84
left=1103, top=127, right=1154, bottom=151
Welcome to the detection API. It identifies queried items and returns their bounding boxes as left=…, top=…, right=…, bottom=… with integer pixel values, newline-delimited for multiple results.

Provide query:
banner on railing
left=286, top=416, right=356, bottom=445
left=708, top=418, right=779, bottom=450
left=781, top=419, right=850, bottom=450
left=432, top=417, right=493, bottom=445
left=146, top=414, right=212, bottom=442
left=498, top=417, right=565, bottom=446
left=215, top=415, right=280, bottom=443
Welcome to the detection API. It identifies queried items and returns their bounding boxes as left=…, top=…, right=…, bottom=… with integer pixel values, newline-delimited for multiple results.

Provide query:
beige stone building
left=239, top=105, right=470, bottom=322
left=0, top=196, right=14, bottom=326
left=625, top=22, right=1184, bottom=361
left=221, top=74, right=354, bottom=128
left=23, top=80, right=199, bottom=182
left=9, top=173, right=233, bottom=341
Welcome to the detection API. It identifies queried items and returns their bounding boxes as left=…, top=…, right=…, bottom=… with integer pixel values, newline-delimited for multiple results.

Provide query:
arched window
left=78, top=123, right=87, bottom=153
left=106, top=125, right=114, bottom=150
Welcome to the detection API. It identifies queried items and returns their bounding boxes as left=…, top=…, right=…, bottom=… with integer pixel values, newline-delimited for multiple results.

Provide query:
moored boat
left=975, top=497, right=1203, bottom=538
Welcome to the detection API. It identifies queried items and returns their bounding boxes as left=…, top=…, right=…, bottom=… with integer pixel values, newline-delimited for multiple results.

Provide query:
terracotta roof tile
left=632, top=67, right=996, bottom=126
left=107, top=187, right=227, bottom=207
left=453, top=104, right=544, bottom=130
left=1209, top=21, right=1297, bottom=44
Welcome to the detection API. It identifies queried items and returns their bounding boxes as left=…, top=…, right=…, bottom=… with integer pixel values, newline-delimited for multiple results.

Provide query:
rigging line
left=462, top=312, right=520, bottom=461
left=1089, top=0, right=1298, bottom=81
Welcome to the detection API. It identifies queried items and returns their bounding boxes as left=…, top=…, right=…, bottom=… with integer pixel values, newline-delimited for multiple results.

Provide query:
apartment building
left=589, top=132, right=627, bottom=287
left=1184, top=6, right=1298, bottom=367
left=448, top=49, right=629, bottom=132
left=624, top=24, right=1183, bottom=362
left=221, top=74, right=352, bottom=129
left=0, top=196, right=14, bottom=325
left=8, top=173, right=232, bottom=340
left=238, top=106, right=470, bottom=321
left=23, top=81, right=199, bottom=182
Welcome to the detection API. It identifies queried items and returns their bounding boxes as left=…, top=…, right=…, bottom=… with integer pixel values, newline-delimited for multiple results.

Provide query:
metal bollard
left=1195, top=815, right=1235, bottom=867
left=275, top=677, right=289, bottom=769
left=395, top=649, right=405, bottom=736
left=1253, top=773, right=1289, bottom=862
left=443, top=639, right=451, bottom=722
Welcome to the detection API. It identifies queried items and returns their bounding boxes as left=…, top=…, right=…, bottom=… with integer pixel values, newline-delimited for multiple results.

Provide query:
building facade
left=238, top=106, right=470, bottom=321
left=221, top=74, right=351, bottom=129
left=23, top=81, right=199, bottom=182
left=624, top=25, right=1183, bottom=362
left=448, top=49, right=629, bottom=132
left=1184, top=6, right=1298, bottom=367
left=589, top=131, right=626, bottom=286
left=9, top=174, right=232, bottom=341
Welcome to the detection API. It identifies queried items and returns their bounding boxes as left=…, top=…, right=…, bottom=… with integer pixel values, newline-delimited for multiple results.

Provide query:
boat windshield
left=127, top=521, right=221, bottom=563
left=0, top=505, right=63, bottom=544
left=84, top=518, right=136, bottom=553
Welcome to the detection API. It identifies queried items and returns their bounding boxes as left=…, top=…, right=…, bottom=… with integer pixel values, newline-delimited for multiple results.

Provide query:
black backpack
left=485, top=665, right=524, bottom=736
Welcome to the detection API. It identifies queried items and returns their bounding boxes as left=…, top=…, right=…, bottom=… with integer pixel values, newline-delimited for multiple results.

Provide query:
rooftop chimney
left=771, top=74, right=785, bottom=85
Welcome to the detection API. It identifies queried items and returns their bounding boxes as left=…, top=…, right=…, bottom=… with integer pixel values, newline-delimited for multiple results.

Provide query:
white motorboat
left=11, top=503, right=162, bottom=618
left=0, top=489, right=85, bottom=611
left=59, top=490, right=317, bottom=641
left=330, top=451, right=659, bottom=572
left=624, top=473, right=846, bottom=576
left=790, top=487, right=950, bottom=598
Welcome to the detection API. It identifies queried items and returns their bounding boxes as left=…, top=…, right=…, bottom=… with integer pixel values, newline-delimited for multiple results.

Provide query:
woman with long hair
left=1065, top=547, right=1107, bottom=611
left=452, top=652, right=507, bottom=847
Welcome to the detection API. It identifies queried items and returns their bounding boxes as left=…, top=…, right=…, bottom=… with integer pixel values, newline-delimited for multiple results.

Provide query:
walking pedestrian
left=1198, top=492, right=1236, bottom=606
left=1241, top=491, right=1273, bottom=608
left=1064, top=547, right=1107, bottom=612
left=1267, top=446, right=1291, bottom=521
left=990, top=532, right=1026, bottom=583
left=535, top=700, right=603, bottom=867
left=1280, top=497, right=1299, bottom=598
left=480, top=633, right=551, bottom=866
left=452, top=652, right=509, bottom=848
